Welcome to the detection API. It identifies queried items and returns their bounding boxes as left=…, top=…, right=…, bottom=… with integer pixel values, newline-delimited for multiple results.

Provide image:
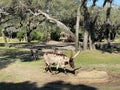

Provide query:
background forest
left=0, top=0, right=120, bottom=52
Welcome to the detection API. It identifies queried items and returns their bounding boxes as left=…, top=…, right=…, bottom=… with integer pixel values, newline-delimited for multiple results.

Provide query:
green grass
left=0, top=73, right=16, bottom=82
left=0, top=47, right=17, bottom=51
left=0, top=42, right=120, bottom=72
left=73, top=50, right=120, bottom=72
left=1, top=47, right=120, bottom=72
left=75, top=50, right=120, bottom=64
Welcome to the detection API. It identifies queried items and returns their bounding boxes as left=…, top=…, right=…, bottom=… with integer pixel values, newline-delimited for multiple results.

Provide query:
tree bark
left=26, top=31, right=31, bottom=43
left=2, top=29, right=9, bottom=47
left=26, top=22, right=32, bottom=43
left=83, top=29, right=88, bottom=50
left=89, top=35, right=92, bottom=50
left=89, top=7, right=97, bottom=50
left=83, top=5, right=90, bottom=50
left=75, top=5, right=81, bottom=51
left=106, top=2, right=112, bottom=48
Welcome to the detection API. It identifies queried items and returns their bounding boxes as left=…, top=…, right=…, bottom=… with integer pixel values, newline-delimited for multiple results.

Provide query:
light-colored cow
left=43, top=50, right=80, bottom=74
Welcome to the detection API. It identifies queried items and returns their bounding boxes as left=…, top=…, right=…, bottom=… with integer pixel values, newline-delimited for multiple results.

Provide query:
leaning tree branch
left=28, top=9, right=75, bottom=37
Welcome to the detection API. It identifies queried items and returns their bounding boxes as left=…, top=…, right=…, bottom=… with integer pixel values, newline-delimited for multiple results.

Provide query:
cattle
left=43, top=50, right=80, bottom=74
left=30, top=49, right=39, bottom=60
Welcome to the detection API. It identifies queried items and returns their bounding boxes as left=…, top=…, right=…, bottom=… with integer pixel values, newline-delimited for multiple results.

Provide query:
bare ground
left=0, top=61, right=120, bottom=90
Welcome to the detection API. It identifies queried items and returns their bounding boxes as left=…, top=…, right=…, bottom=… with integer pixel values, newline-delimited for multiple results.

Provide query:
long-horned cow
left=43, top=49, right=80, bottom=74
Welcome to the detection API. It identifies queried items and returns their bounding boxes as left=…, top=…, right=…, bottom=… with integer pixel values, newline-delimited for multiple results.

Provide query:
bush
left=30, top=31, right=37, bottom=40
left=30, top=30, right=45, bottom=41
left=51, top=31, right=60, bottom=41
left=17, top=30, right=26, bottom=41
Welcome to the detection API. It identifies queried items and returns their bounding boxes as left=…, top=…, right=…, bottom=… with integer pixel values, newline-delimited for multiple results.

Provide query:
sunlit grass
left=71, top=50, right=120, bottom=72
left=62, top=50, right=120, bottom=72
left=0, top=47, right=17, bottom=51
left=0, top=73, right=13, bottom=81
left=75, top=50, right=120, bottom=64
left=19, top=50, right=120, bottom=72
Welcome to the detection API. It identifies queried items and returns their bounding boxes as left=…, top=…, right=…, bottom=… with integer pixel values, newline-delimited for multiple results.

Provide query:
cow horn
left=72, top=51, right=80, bottom=58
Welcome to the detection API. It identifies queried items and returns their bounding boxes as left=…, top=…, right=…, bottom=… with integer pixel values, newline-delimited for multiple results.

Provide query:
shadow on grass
left=96, top=43, right=120, bottom=53
left=0, top=50, right=35, bottom=69
left=0, top=81, right=97, bottom=90
left=0, top=42, right=74, bottom=70
left=0, top=50, right=17, bottom=69
left=40, top=80, right=97, bottom=90
left=0, top=81, right=38, bottom=90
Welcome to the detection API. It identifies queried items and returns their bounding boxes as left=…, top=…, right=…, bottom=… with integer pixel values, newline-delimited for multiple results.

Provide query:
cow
left=43, top=50, right=80, bottom=74
left=30, top=48, right=39, bottom=60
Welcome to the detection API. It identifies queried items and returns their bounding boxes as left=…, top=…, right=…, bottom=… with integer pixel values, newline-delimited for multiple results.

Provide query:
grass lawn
left=64, top=50, right=120, bottom=72
left=0, top=48, right=120, bottom=90
left=80, top=51, right=120, bottom=72
left=0, top=46, right=120, bottom=72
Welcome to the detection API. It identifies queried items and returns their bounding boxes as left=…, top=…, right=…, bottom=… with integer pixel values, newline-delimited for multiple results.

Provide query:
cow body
left=43, top=51, right=74, bottom=74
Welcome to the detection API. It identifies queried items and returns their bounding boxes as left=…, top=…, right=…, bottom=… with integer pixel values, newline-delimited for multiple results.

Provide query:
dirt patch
left=1, top=63, right=120, bottom=84
left=72, top=70, right=109, bottom=83
left=46, top=40, right=63, bottom=45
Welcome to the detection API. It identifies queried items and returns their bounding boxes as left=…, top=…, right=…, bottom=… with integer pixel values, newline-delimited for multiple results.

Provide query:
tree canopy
left=0, top=0, right=120, bottom=51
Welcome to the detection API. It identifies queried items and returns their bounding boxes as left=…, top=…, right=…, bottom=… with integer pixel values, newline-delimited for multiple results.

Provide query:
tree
left=76, top=0, right=120, bottom=51
left=1, top=0, right=120, bottom=50
left=79, top=0, right=99, bottom=50
left=75, top=4, right=81, bottom=51
left=0, top=0, right=24, bottom=47
left=103, top=0, right=113, bottom=47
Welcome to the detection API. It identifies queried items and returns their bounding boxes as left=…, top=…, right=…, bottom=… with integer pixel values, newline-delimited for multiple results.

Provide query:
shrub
left=17, top=30, right=26, bottom=41
left=51, top=31, right=60, bottom=41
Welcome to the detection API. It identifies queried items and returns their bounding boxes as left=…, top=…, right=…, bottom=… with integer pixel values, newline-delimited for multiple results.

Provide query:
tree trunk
left=106, top=2, right=112, bottom=48
left=82, top=4, right=91, bottom=50
left=2, top=29, right=9, bottom=47
left=83, top=29, right=88, bottom=50
left=89, top=7, right=96, bottom=50
left=89, top=35, right=92, bottom=50
left=75, top=5, right=81, bottom=51
left=26, top=20, right=31, bottom=43
left=26, top=31, right=31, bottom=43
left=107, top=28, right=111, bottom=47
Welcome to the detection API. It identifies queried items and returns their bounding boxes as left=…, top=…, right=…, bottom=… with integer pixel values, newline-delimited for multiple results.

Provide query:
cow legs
left=45, top=63, right=53, bottom=74
left=64, top=67, right=67, bottom=74
left=54, top=64, right=60, bottom=74
left=45, top=63, right=49, bottom=72
left=34, top=54, right=37, bottom=60
left=48, top=66, right=53, bottom=73
left=30, top=49, right=38, bottom=60
left=35, top=52, right=38, bottom=60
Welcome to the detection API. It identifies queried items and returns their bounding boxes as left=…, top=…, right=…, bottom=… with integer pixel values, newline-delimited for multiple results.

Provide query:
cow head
left=69, top=57, right=74, bottom=68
